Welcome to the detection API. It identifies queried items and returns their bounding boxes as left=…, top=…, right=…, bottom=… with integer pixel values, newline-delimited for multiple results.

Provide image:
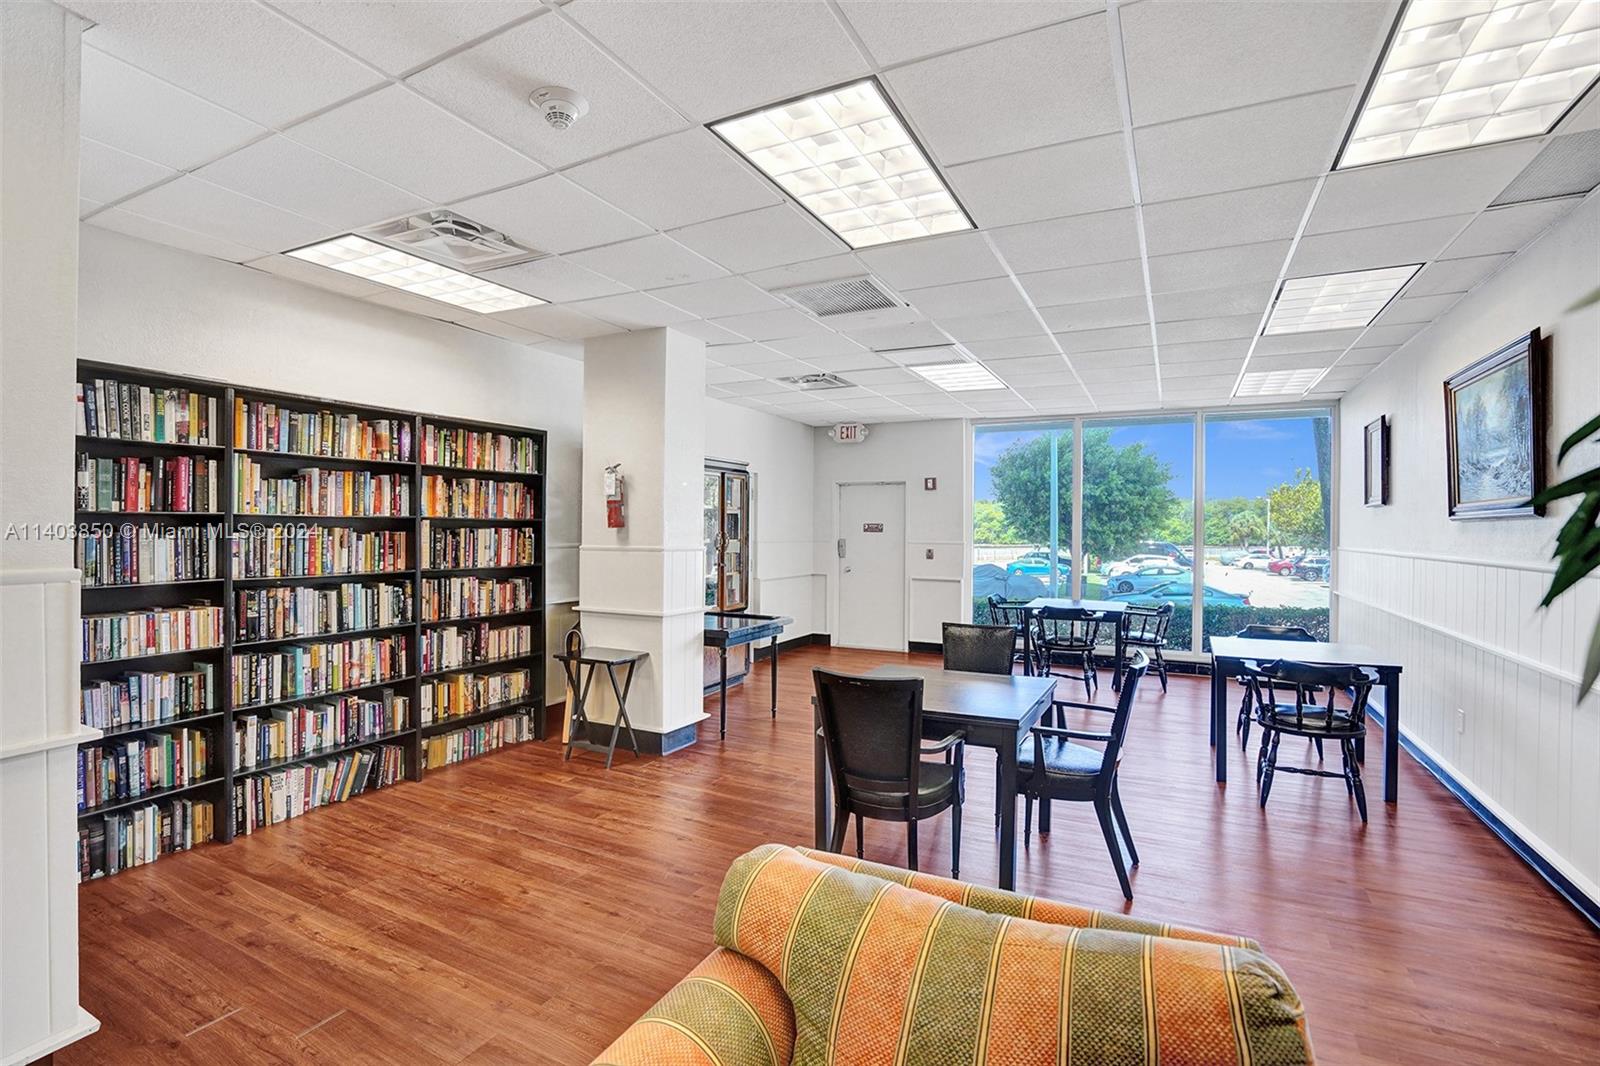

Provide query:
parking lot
left=978, top=547, right=1329, bottom=610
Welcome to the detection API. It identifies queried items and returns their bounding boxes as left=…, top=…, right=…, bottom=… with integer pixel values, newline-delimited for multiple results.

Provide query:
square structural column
left=576, top=328, right=707, bottom=754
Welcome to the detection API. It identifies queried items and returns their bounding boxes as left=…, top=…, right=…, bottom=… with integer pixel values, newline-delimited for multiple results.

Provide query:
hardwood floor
left=64, top=646, right=1598, bottom=1064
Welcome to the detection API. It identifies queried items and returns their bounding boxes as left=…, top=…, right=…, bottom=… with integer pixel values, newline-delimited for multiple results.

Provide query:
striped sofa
left=594, top=844, right=1313, bottom=1065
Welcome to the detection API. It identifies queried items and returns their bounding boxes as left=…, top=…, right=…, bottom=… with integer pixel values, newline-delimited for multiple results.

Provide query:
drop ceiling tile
left=490, top=304, right=620, bottom=340
left=871, top=380, right=945, bottom=397
left=856, top=232, right=1006, bottom=290
left=1142, top=180, right=1315, bottom=257
left=671, top=205, right=844, bottom=274
left=984, top=355, right=1074, bottom=377
left=1345, top=340, right=1398, bottom=358
left=195, top=136, right=429, bottom=233
left=1040, top=296, right=1150, bottom=333
left=842, top=366, right=919, bottom=386
left=1077, top=363, right=1156, bottom=384
left=707, top=342, right=784, bottom=366
left=711, top=307, right=831, bottom=341
left=88, top=206, right=264, bottom=264
left=938, top=310, right=1043, bottom=343
left=1286, top=215, right=1471, bottom=276
left=762, top=333, right=868, bottom=360
left=287, top=84, right=544, bottom=204
left=706, top=365, right=761, bottom=386
left=453, top=174, right=651, bottom=254
left=1408, top=252, right=1504, bottom=294
left=79, top=139, right=176, bottom=205
left=1156, top=314, right=1260, bottom=344
left=837, top=321, right=949, bottom=349
left=1247, top=351, right=1341, bottom=373
left=1441, top=199, right=1583, bottom=260
left=1161, top=357, right=1245, bottom=380
left=567, top=234, right=727, bottom=289
left=272, top=1, right=541, bottom=77
left=744, top=253, right=867, bottom=290
left=806, top=351, right=896, bottom=372
left=72, top=2, right=384, bottom=127
left=406, top=14, right=687, bottom=169
left=718, top=378, right=795, bottom=396
left=1160, top=339, right=1251, bottom=363
left=946, top=133, right=1132, bottom=227
left=1147, top=240, right=1290, bottom=294
left=904, top=278, right=1030, bottom=319
left=1375, top=293, right=1465, bottom=325
left=675, top=319, right=751, bottom=345
left=1063, top=346, right=1155, bottom=371
left=837, top=0, right=1096, bottom=66
left=1253, top=330, right=1363, bottom=357
left=990, top=209, right=1141, bottom=272
left=567, top=292, right=698, bottom=329
left=1133, top=89, right=1351, bottom=201
left=1152, top=282, right=1273, bottom=321
left=243, top=253, right=390, bottom=298
left=565, top=128, right=784, bottom=230
left=884, top=18, right=1119, bottom=165
left=651, top=276, right=786, bottom=318
left=457, top=315, right=556, bottom=347
left=363, top=288, right=462, bottom=321
left=567, top=0, right=868, bottom=121
left=1307, top=141, right=1546, bottom=235
left=1357, top=321, right=1427, bottom=347
left=1119, top=0, right=1383, bottom=127
left=1558, top=86, right=1600, bottom=135
left=963, top=335, right=1060, bottom=360
left=1016, top=259, right=1146, bottom=306
left=113, top=175, right=327, bottom=254
left=478, top=256, right=630, bottom=303
left=80, top=46, right=266, bottom=171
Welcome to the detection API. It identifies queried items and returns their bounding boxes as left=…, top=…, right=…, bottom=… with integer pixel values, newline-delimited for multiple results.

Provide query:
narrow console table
left=704, top=612, right=792, bottom=738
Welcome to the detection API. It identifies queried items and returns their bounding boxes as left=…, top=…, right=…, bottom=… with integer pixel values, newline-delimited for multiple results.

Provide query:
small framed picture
left=1444, top=329, right=1545, bottom=520
left=1363, top=415, right=1389, bottom=507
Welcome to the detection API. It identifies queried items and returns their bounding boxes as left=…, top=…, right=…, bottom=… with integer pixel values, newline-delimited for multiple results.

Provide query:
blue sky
left=973, top=416, right=1324, bottom=501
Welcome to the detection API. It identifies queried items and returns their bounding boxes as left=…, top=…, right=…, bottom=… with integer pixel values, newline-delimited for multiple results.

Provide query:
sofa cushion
left=592, top=948, right=795, bottom=1066
left=715, top=844, right=1312, bottom=1065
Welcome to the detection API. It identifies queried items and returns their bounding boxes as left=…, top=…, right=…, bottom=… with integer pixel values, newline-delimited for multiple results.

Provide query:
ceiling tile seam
left=1128, top=80, right=1363, bottom=136
left=1105, top=0, right=1162, bottom=404
left=976, top=231, right=1094, bottom=413
left=541, top=0, right=716, bottom=129
left=820, top=0, right=889, bottom=75
left=95, top=171, right=331, bottom=254
left=274, top=0, right=551, bottom=83
left=864, top=4, right=1109, bottom=79
left=1227, top=175, right=1327, bottom=399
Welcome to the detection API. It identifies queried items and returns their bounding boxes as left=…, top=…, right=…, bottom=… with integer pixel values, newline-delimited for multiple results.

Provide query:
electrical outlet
left=1456, top=708, right=1467, bottom=735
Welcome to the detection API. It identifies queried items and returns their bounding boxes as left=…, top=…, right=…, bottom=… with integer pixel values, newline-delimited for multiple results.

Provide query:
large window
left=972, top=408, right=1331, bottom=651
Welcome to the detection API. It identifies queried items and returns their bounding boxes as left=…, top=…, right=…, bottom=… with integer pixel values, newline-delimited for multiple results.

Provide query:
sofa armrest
left=592, top=948, right=795, bottom=1066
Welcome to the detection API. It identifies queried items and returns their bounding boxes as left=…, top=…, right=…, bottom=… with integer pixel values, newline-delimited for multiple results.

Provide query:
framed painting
left=1364, top=415, right=1389, bottom=507
left=1443, top=329, right=1545, bottom=519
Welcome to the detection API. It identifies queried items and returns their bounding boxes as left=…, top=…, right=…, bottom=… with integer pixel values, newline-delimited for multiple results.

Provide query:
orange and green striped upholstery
left=714, top=844, right=1313, bottom=1065
left=592, top=947, right=796, bottom=1066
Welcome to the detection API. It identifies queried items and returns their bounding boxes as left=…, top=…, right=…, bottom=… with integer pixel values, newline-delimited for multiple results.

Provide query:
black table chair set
left=1241, top=658, right=1378, bottom=821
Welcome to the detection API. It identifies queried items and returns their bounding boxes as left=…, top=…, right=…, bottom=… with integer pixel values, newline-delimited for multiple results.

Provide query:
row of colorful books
left=421, top=475, right=538, bottom=519
left=234, top=456, right=411, bottom=517
left=421, top=525, right=537, bottom=570
left=75, top=453, right=220, bottom=513
left=234, top=581, right=412, bottom=643
left=423, top=713, right=533, bottom=769
left=81, top=604, right=224, bottom=663
left=420, top=622, right=533, bottom=673
left=420, top=425, right=538, bottom=474
left=421, top=575, right=534, bottom=622
left=233, top=397, right=412, bottom=462
left=233, top=690, right=409, bottom=771
left=80, top=664, right=217, bottom=732
left=419, top=668, right=533, bottom=725
left=77, top=377, right=219, bottom=445
left=230, top=633, right=410, bottom=708
left=234, top=744, right=404, bottom=835
left=76, top=524, right=219, bottom=587
left=77, top=727, right=211, bottom=811
left=78, top=798, right=214, bottom=881
left=230, top=526, right=408, bottom=579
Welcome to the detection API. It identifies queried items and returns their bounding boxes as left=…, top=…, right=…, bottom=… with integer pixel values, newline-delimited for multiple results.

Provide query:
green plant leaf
left=1569, top=286, right=1600, bottom=313
left=1556, top=411, right=1600, bottom=462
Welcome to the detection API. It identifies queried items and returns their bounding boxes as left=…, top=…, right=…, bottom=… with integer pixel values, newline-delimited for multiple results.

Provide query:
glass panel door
left=721, top=473, right=748, bottom=610
left=703, top=473, right=721, bottom=607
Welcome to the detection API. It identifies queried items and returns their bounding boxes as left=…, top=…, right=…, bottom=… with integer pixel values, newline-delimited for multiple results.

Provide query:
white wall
left=76, top=225, right=584, bottom=704
left=812, top=419, right=970, bottom=645
left=1335, top=192, right=1600, bottom=904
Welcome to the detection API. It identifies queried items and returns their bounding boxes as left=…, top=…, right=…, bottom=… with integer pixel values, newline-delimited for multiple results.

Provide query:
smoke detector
left=530, top=86, right=589, bottom=130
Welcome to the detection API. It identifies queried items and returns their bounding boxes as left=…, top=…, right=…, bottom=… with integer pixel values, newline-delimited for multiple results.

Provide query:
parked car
left=1100, top=553, right=1180, bottom=577
left=1217, top=548, right=1249, bottom=566
left=1104, top=563, right=1191, bottom=595
left=1006, top=550, right=1072, bottom=580
left=1267, top=554, right=1302, bottom=575
left=1138, top=539, right=1194, bottom=567
left=1126, top=581, right=1251, bottom=607
left=1294, top=555, right=1330, bottom=581
left=1235, top=549, right=1275, bottom=570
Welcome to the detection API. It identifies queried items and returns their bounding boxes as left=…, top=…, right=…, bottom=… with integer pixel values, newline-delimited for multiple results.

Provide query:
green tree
left=972, top=499, right=1023, bottom=544
left=989, top=429, right=1178, bottom=559
left=1266, top=469, right=1328, bottom=550
left=1226, top=510, right=1267, bottom=546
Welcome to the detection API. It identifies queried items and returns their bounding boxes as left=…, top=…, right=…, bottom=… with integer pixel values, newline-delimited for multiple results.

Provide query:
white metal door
left=836, top=482, right=906, bottom=651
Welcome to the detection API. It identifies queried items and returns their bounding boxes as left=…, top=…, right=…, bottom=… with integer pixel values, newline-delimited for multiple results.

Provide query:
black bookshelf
left=72, top=361, right=548, bottom=882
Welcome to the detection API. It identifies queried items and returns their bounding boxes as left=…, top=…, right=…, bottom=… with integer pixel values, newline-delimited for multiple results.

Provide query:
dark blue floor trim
left=1367, top=700, right=1600, bottom=931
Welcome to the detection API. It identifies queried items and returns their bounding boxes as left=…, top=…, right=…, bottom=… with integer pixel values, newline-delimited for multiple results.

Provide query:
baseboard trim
left=637, top=721, right=699, bottom=756
left=753, top=633, right=829, bottom=660
left=908, top=640, right=942, bottom=655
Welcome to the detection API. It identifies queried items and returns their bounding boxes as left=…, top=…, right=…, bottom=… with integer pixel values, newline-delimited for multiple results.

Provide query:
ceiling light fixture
left=1339, top=0, right=1600, bottom=168
left=285, top=234, right=545, bottom=314
left=710, top=78, right=975, bottom=249
left=1236, top=368, right=1328, bottom=396
left=909, top=361, right=1007, bottom=392
left=1263, top=264, right=1422, bottom=334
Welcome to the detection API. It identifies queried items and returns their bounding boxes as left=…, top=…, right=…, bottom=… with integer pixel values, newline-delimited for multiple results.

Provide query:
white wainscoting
left=1335, top=547, right=1600, bottom=905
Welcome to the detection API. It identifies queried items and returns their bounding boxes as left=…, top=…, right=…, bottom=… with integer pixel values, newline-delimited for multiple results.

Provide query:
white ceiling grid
left=62, top=0, right=1600, bottom=427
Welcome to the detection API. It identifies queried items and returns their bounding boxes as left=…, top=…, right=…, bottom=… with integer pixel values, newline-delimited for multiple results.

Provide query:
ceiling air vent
left=777, top=372, right=853, bottom=391
left=775, top=275, right=903, bottom=318
left=1490, top=130, right=1600, bottom=206
left=361, top=211, right=544, bottom=271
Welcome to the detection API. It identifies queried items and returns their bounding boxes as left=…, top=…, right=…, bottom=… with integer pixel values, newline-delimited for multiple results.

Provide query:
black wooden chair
left=1017, top=651, right=1148, bottom=899
left=1233, top=624, right=1318, bottom=748
left=1120, top=603, right=1173, bottom=692
left=942, top=621, right=1016, bottom=676
left=813, top=670, right=964, bottom=876
left=1244, top=659, right=1377, bottom=822
left=1032, top=605, right=1106, bottom=703
left=985, top=596, right=1036, bottom=674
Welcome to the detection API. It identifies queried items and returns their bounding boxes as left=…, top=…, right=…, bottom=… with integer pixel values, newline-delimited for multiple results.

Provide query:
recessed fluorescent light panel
left=1340, top=0, right=1600, bottom=168
left=1237, top=368, right=1328, bottom=396
left=909, top=361, right=1007, bottom=392
left=286, top=235, right=544, bottom=314
left=711, top=79, right=975, bottom=249
left=1263, top=265, right=1422, bottom=334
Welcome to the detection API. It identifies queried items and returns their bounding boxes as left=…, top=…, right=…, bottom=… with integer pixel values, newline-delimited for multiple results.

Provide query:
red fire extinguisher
left=605, top=463, right=625, bottom=529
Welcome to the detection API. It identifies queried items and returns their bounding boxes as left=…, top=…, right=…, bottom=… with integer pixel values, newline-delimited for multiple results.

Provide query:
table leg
left=563, top=660, right=595, bottom=761
left=997, top=742, right=1018, bottom=891
left=770, top=636, right=778, bottom=718
left=1384, top=674, right=1400, bottom=803
left=602, top=664, right=624, bottom=769
left=813, top=699, right=830, bottom=849
left=720, top=647, right=729, bottom=739
left=1022, top=619, right=1033, bottom=677
left=1212, top=662, right=1228, bottom=783
left=1111, top=623, right=1126, bottom=692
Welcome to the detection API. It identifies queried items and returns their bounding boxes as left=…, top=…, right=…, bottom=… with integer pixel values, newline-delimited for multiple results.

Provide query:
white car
left=1101, top=553, right=1182, bottom=577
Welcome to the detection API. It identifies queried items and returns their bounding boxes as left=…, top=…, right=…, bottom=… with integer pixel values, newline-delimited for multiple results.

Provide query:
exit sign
left=830, top=422, right=869, bottom=444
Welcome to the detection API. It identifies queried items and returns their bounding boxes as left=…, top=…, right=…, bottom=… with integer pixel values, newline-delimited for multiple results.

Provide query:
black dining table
left=813, top=665, right=1056, bottom=891
left=1209, top=636, right=1405, bottom=802
left=1024, top=597, right=1131, bottom=690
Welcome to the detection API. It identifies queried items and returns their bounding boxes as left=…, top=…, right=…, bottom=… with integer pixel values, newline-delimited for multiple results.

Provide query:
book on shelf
left=80, top=664, right=216, bottom=732
left=421, top=575, right=534, bottom=622
left=233, top=689, right=409, bottom=771
left=79, top=377, right=219, bottom=445
left=234, top=744, right=404, bottom=836
left=78, top=797, right=213, bottom=881
left=230, top=633, right=409, bottom=707
left=424, top=713, right=533, bottom=768
left=77, top=727, right=210, bottom=811
left=421, top=622, right=533, bottom=673
left=235, top=581, right=413, bottom=643
left=76, top=523, right=219, bottom=587
left=230, top=526, right=408, bottom=579
left=421, top=474, right=538, bottom=519
left=234, top=455, right=412, bottom=517
left=81, top=604, right=224, bottom=662
left=421, top=524, right=537, bottom=570
left=234, top=397, right=412, bottom=461
left=421, top=424, right=539, bottom=473
left=76, top=454, right=219, bottom=513
left=419, top=668, right=533, bottom=725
